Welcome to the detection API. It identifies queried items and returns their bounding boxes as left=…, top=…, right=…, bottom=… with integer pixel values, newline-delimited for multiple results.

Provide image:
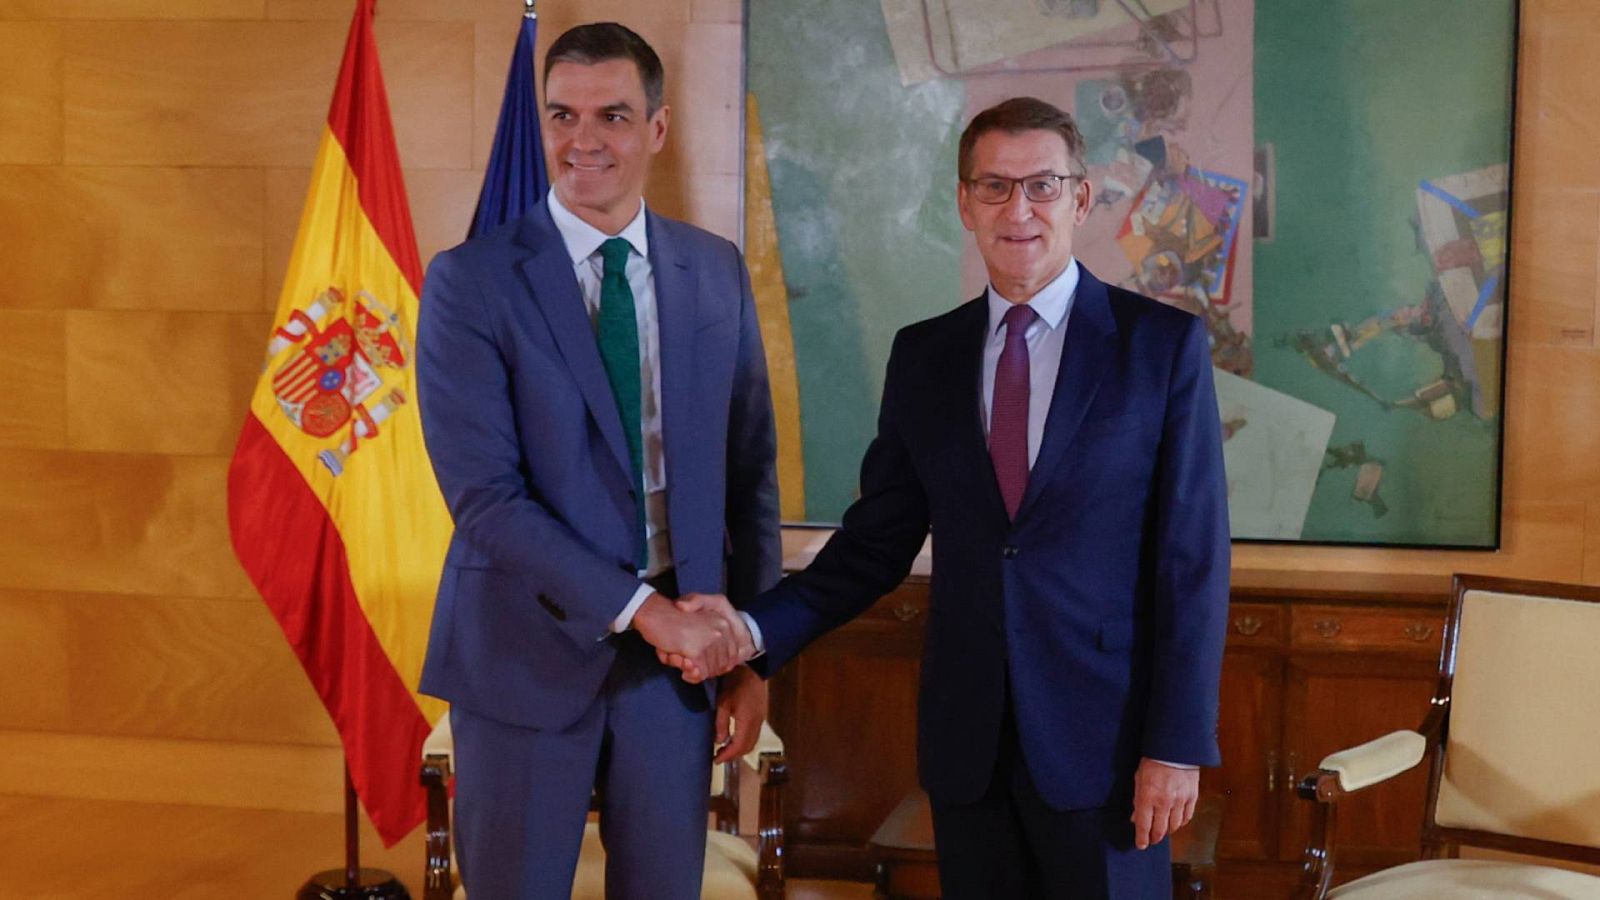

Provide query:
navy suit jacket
left=416, top=201, right=781, bottom=730
left=746, top=266, right=1230, bottom=811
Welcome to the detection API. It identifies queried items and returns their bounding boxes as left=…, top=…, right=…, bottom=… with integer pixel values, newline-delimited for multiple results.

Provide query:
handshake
left=633, top=592, right=756, bottom=684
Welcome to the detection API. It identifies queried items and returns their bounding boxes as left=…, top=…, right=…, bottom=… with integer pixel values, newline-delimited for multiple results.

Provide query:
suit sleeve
left=417, top=249, right=645, bottom=646
left=1141, top=313, right=1231, bottom=766
left=744, top=330, right=932, bottom=676
left=723, top=243, right=783, bottom=606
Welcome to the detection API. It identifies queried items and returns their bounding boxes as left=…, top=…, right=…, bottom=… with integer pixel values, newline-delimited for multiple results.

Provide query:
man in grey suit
left=416, top=22, right=780, bottom=900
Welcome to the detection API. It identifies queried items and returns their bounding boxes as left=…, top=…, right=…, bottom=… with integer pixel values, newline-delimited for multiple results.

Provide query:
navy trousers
left=450, top=631, right=715, bottom=900
left=929, top=694, right=1170, bottom=900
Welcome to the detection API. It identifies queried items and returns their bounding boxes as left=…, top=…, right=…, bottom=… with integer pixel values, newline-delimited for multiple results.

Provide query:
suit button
left=1002, top=546, right=1019, bottom=559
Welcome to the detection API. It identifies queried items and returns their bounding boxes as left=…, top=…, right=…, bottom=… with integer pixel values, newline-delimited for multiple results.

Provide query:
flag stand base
left=296, top=763, right=411, bottom=899
left=296, top=868, right=410, bottom=900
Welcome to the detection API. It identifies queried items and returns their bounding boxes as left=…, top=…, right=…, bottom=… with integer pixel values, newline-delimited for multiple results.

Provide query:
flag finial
left=524, top=0, right=535, bottom=18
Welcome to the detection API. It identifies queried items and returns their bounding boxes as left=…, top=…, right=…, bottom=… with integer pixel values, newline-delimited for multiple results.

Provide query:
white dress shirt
left=544, top=189, right=671, bottom=632
left=981, top=258, right=1080, bottom=463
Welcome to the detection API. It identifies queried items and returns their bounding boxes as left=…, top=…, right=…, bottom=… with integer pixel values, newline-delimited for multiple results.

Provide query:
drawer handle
left=892, top=602, right=921, bottom=622
left=1234, top=615, right=1263, bottom=636
left=1404, top=623, right=1434, bottom=643
left=1312, top=619, right=1343, bottom=638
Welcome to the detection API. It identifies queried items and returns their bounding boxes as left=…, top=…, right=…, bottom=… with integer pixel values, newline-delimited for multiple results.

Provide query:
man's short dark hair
left=544, top=22, right=665, bottom=116
left=957, top=97, right=1087, bottom=180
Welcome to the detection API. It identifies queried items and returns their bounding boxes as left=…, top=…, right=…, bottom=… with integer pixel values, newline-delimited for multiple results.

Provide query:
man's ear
left=649, top=104, right=671, bottom=153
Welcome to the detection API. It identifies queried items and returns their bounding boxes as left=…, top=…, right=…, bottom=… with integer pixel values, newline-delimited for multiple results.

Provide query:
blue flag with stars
left=469, top=10, right=548, bottom=238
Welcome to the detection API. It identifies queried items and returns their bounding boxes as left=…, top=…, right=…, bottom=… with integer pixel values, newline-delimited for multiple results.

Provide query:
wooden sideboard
left=767, top=568, right=1453, bottom=898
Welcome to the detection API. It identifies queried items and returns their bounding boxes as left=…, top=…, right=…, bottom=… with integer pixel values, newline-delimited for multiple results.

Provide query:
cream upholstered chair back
left=1432, top=585, right=1600, bottom=848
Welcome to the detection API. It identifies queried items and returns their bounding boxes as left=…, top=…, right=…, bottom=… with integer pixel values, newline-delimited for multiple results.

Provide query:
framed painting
left=743, top=0, right=1518, bottom=547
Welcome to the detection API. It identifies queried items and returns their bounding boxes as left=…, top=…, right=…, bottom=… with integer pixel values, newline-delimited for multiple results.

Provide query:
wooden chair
left=419, top=714, right=788, bottom=900
left=1295, top=575, right=1600, bottom=899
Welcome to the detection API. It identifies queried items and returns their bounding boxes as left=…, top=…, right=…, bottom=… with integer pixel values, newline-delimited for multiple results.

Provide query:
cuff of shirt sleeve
left=610, top=583, right=656, bottom=636
left=1149, top=759, right=1199, bottom=770
left=739, top=612, right=766, bottom=658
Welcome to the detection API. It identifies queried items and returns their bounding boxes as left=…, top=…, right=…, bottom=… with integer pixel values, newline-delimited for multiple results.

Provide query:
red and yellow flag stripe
left=227, top=0, right=450, bottom=846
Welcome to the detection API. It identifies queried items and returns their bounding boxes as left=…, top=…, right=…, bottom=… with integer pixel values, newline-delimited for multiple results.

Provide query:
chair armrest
left=1318, top=729, right=1427, bottom=793
left=742, top=720, right=784, bottom=771
left=1294, top=729, right=1428, bottom=900
left=755, top=750, right=788, bottom=900
left=423, top=713, right=454, bottom=767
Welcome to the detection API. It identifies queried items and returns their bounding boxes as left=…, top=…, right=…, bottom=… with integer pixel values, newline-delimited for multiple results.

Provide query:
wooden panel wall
left=0, top=0, right=1595, bottom=821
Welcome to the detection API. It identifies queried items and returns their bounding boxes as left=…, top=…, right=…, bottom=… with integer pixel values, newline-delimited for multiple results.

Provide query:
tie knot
left=599, top=237, right=631, bottom=275
left=1001, top=303, right=1037, bottom=338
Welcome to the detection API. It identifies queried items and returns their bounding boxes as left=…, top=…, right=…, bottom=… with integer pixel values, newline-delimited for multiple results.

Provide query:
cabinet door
left=1205, top=642, right=1284, bottom=861
left=769, top=582, right=928, bottom=879
left=1280, top=620, right=1441, bottom=867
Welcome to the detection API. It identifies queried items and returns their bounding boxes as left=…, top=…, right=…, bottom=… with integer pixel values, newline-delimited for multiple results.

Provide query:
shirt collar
left=985, top=257, right=1079, bottom=335
left=546, top=187, right=650, bottom=267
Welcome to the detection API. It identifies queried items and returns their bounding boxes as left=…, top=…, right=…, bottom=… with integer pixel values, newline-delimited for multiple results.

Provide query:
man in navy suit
left=677, top=97, right=1230, bottom=898
left=415, top=22, right=780, bottom=900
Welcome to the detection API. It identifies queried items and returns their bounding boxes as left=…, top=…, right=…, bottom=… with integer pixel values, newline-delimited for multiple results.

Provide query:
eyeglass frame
left=962, top=172, right=1086, bottom=204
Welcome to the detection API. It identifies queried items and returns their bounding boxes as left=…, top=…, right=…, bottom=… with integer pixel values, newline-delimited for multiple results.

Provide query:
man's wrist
left=627, top=592, right=673, bottom=634
left=739, top=611, right=766, bottom=658
left=611, top=584, right=658, bottom=634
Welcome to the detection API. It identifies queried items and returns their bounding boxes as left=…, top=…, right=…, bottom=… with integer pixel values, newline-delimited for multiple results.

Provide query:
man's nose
left=1002, top=185, right=1033, bottom=221
left=571, top=119, right=604, bottom=152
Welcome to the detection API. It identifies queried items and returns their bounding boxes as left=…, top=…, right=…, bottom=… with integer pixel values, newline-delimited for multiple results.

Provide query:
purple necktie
left=990, top=304, right=1036, bottom=520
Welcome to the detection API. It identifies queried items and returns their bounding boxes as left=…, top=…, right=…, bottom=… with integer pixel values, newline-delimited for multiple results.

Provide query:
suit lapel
left=648, top=212, right=695, bottom=540
left=1014, top=265, right=1118, bottom=523
left=514, top=205, right=633, bottom=483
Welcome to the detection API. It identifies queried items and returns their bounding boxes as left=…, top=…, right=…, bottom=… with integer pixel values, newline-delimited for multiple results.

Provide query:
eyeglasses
left=964, top=173, right=1083, bottom=204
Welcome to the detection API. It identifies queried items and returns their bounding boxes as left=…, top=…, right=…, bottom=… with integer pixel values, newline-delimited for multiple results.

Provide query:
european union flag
left=469, top=8, right=548, bottom=238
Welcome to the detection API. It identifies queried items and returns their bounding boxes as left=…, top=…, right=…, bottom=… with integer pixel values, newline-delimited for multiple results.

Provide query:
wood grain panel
left=0, top=729, right=344, bottom=813
left=0, top=0, right=263, bottom=17
left=0, top=310, right=67, bottom=448
left=1233, top=501, right=1589, bottom=582
left=1287, top=605, right=1444, bottom=657
left=0, top=589, right=335, bottom=745
left=1503, top=344, right=1600, bottom=502
left=62, top=21, right=472, bottom=169
left=267, top=0, right=531, bottom=22
left=670, top=170, right=741, bottom=243
left=471, top=17, right=524, bottom=172
left=1586, top=502, right=1600, bottom=584
left=0, top=448, right=255, bottom=599
left=264, top=167, right=478, bottom=307
left=691, top=0, right=742, bottom=23
left=670, top=22, right=743, bottom=178
left=0, top=795, right=427, bottom=900
left=1507, top=188, right=1599, bottom=346
left=1516, top=28, right=1600, bottom=192
left=0, top=166, right=264, bottom=311
left=1203, top=648, right=1281, bottom=861
left=65, top=311, right=270, bottom=455
left=0, top=22, right=62, bottom=164
left=0, top=591, right=70, bottom=731
left=1523, top=0, right=1600, bottom=36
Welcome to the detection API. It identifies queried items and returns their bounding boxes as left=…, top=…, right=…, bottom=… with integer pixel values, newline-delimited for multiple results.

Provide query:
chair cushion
left=1328, top=859, right=1600, bottom=899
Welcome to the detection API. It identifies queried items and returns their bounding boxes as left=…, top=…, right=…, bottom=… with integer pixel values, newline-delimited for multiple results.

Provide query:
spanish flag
left=227, top=0, right=450, bottom=846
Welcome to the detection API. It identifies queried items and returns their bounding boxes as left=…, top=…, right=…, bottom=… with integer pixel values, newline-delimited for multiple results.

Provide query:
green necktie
left=596, top=237, right=647, bottom=571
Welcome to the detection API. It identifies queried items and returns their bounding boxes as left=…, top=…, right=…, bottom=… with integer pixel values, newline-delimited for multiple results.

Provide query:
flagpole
left=295, top=764, right=411, bottom=899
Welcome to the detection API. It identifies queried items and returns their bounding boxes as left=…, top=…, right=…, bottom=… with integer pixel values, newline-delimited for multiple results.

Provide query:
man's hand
left=1130, top=757, right=1199, bottom=850
left=632, top=593, right=742, bottom=681
left=660, top=593, right=754, bottom=683
left=713, top=665, right=768, bottom=764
